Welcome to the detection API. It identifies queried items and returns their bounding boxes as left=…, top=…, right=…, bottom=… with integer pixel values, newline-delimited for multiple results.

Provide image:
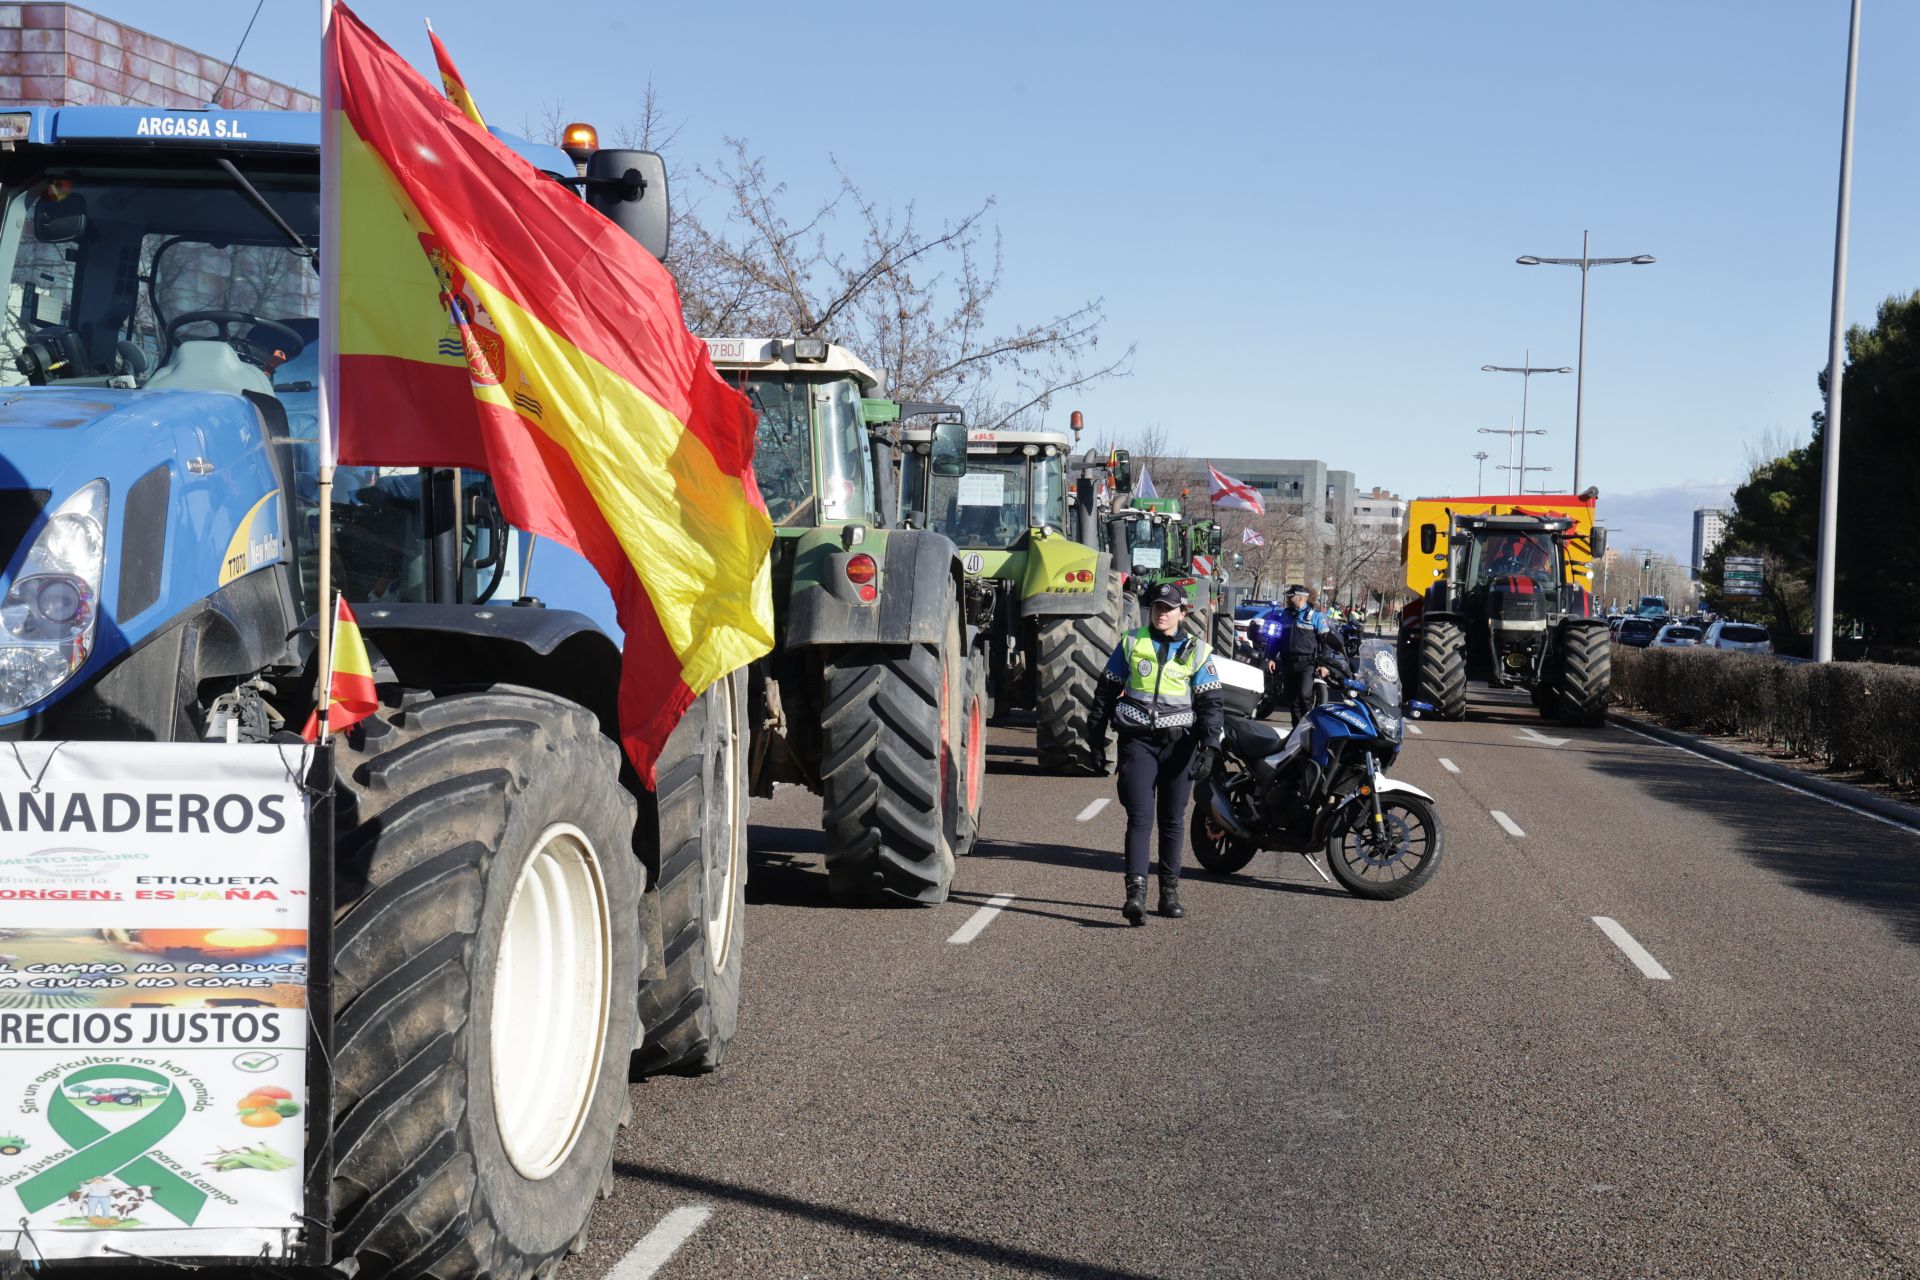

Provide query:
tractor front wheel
left=634, top=668, right=750, bottom=1076
left=819, top=598, right=967, bottom=904
left=1416, top=619, right=1468, bottom=721
left=327, top=684, right=642, bottom=1280
left=1556, top=622, right=1611, bottom=727
left=1034, top=571, right=1130, bottom=775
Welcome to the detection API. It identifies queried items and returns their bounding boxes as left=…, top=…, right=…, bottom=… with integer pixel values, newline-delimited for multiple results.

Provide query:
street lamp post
left=1481, top=350, right=1571, bottom=479
left=1499, top=463, right=1553, bottom=495
left=1473, top=450, right=1489, bottom=491
left=1478, top=424, right=1545, bottom=486
left=1516, top=236, right=1657, bottom=493
left=1813, top=0, right=1862, bottom=664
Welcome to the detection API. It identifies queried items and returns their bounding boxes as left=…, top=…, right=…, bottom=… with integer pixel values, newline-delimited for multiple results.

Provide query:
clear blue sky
left=85, top=0, right=1919, bottom=570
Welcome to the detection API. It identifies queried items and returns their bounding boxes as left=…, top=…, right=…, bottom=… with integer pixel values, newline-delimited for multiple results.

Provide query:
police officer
left=1257, top=584, right=1333, bottom=724
left=1087, top=582, right=1225, bottom=925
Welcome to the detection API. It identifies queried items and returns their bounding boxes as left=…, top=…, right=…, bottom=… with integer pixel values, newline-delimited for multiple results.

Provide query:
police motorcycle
left=1192, top=647, right=1445, bottom=898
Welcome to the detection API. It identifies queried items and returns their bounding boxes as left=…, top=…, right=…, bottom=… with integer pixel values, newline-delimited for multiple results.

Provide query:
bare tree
left=675, top=140, right=1131, bottom=427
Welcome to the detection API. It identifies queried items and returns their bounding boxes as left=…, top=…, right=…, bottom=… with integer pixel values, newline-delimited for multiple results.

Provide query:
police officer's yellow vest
left=1113, top=628, right=1211, bottom=731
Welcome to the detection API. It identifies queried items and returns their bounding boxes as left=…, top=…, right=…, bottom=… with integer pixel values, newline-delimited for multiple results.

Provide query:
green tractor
left=706, top=338, right=987, bottom=904
left=896, top=415, right=1133, bottom=774
left=1109, top=496, right=1232, bottom=652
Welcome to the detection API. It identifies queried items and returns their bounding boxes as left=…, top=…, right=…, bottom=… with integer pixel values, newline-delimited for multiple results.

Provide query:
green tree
left=1816, top=291, right=1920, bottom=643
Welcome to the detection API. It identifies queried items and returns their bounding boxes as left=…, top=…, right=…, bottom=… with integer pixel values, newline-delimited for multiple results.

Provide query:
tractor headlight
left=0, top=480, right=107, bottom=715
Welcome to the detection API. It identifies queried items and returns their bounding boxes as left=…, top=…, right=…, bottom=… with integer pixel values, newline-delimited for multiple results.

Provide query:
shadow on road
left=949, top=887, right=1128, bottom=929
left=969, top=837, right=1117, bottom=875
left=985, top=741, right=1038, bottom=759
left=1590, top=748, right=1920, bottom=946
left=747, top=825, right=829, bottom=907
left=611, top=1160, right=1162, bottom=1279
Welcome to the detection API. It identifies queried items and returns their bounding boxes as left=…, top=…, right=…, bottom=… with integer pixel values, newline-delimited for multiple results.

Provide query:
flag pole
left=315, top=0, right=339, bottom=715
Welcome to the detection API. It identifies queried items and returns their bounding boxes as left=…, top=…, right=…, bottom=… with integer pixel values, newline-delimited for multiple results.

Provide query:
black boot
left=1122, top=875, right=1148, bottom=926
left=1158, top=873, right=1185, bottom=919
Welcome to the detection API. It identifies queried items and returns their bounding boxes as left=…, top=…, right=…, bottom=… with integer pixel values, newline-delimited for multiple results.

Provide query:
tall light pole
left=1814, top=0, right=1861, bottom=664
left=1499, top=463, right=1554, bottom=495
left=1478, top=424, right=1545, bottom=487
left=1481, top=350, right=1571, bottom=480
left=1473, top=450, right=1490, bottom=491
left=1517, top=237, right=1656, bottom=494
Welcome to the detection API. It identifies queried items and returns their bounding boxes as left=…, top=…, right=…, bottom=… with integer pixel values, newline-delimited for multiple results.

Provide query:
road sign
left=1723, top=555, right=1764, bottom=597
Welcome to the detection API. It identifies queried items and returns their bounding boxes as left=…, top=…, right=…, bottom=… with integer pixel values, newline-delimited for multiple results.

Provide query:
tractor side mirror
left=585, top=149, right=669, bottom=261
left=930, top=420, right=969, bottom=477
left=32, top=190, right=87, bottom=243
left=1589, top=525, right=1608, bottom=559
left=1419, top=523, right=1437, bottom=556
left=1112, top=449, right=1132, bottom=492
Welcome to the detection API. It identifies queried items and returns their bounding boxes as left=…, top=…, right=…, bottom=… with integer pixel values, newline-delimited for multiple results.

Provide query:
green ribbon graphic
left=17, top=1065, right=207, bottom=1224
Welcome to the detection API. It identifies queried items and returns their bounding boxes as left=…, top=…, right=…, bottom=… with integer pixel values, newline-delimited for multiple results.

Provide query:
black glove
left=1087, top=716, right=1108, bottom=749
left=1189, top=746, right=1216, bottom=781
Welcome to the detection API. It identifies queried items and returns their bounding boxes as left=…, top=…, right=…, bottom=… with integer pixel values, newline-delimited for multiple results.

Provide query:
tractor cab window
left=1468, top=531, right=1555, bottom=588
left=0, top=164, right=318, bottom=388
left=924, top=451, right=1028, bottom=549
left=1129, top=518, right=1173, bottom=571
left=726, top=372, right=872, bottom=527
left=1031, top=452, right=1066, bottom=530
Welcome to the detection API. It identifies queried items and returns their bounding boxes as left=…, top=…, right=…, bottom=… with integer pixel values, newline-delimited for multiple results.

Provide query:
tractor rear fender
left=787, top=527, right=961, bottom=648
left=1554, top=616, right=1611, bottom=645
left=1410, top=609, right=1467, bottom=633
left=1020, top=536, right=1108, bottom=619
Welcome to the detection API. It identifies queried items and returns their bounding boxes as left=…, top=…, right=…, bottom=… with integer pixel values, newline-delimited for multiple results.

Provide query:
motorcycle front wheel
left=1325, top=792, right=1443, bottom=899
left=1189, top=794, right=1258, bottom=875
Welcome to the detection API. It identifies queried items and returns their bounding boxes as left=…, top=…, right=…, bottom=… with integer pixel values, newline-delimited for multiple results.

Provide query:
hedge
left=1610, top=645, right=1920, bottom=791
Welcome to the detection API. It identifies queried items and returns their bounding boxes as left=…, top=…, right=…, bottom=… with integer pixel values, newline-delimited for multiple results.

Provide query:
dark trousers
left=1282, top=660, right=1317, bottom=724
left=1116, top=730, right=1197, bottom=878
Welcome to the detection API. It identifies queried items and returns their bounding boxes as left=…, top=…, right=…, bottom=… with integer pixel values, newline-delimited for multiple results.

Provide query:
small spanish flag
left=302, top=596, right=380, bottom=741
left=425, top=20, right=485, bottom=129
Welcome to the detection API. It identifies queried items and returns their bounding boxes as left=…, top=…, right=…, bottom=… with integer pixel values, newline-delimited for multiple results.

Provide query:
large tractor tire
left=1034, top=570, right=1129, bottom=775
left=820, top=598, right=966, bottom=904
left=328, top=684, right=642, bottom=1280
left=1556, top=622, right=1611, bottom=727
left=634, top=668, right=749, bottom=1076
left=1416, top=619, right=1468, bottom=721
left=954, top=644, right=989, bottom=857
left=1212, top=608, right=1236, bottom=656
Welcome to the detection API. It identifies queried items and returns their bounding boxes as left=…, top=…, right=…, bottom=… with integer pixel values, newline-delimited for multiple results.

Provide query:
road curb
left=1608, top=709, right=1920, bottom=831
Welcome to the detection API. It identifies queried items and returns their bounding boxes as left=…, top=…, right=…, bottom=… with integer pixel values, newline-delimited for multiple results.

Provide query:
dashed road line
left=1490, top=810, right=1525, bottom=838
left=1076, top=798, right=1110, bottom=822
left=948, top=893, right=1016, bottom=945
left=606, top=1205, right=714, bottom=1280
left=1406, top=722, right=1423, bottom=735
left=1437, top=758, right=1460, bottom=774
left=1592, top=916, right=1672, bottom=980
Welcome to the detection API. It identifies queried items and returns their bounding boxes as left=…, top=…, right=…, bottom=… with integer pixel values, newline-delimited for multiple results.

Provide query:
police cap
left=1143, top=582, right=1189, bottom=610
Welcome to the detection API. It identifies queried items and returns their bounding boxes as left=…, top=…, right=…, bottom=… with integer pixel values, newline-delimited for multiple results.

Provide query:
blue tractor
left=0, top=104, right=747, bottom=1277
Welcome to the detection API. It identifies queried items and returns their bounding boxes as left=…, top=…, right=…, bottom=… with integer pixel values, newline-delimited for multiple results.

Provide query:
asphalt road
left=574, top=681, right=1920, bottom=1279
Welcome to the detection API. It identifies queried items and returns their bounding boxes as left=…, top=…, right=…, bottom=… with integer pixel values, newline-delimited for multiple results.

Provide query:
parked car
left=1652, top=624, right=1703, bottom=648
left=1704, top=620, right=1772, bottom=654
left=1615, top=617, right=1660, bottom=648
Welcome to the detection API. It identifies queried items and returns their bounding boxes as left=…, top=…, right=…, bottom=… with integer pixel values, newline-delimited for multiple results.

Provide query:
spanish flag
left=322, top=5, right=774, bottom=783
left=302, top=596, right=379, bottom=741
left=424, top=20, right=484, bottom=129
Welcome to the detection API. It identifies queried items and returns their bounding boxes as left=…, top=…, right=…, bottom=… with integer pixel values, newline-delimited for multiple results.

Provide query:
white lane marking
left=1076, top=798, right=1110, bottom=822
left=1518, top=727, right=1571, bottom=747
left=1490, top=810, right=1525, bottom=837
left=1615, top=724, right=1920, bottom=835
left=948, top=893, right=1016, bottom=944
left=1437, top=757, right=1460, bottom=774
left=607, top=1205, right=715, bottom=1280
left=1592, top=916, right=1672, bottom=980
left=1406, top=722, right=1423, bottom=735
